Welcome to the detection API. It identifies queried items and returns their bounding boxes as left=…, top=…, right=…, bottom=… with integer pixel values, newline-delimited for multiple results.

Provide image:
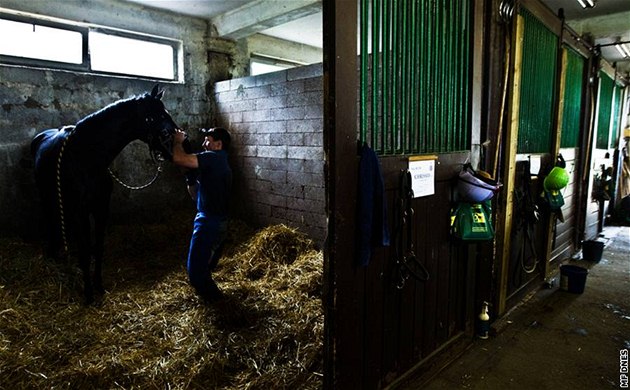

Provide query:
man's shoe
left=201, top=282, right=224, bottom=303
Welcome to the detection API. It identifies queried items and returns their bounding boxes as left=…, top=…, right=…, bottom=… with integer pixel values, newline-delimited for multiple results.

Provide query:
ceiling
left=123, top=0, right=629, bottom=75
left=124, top=0, right=323, bottom=48
left=540, top=0, right=630, bottom=75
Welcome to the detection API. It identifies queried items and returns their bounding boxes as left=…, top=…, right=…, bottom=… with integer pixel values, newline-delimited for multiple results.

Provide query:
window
left=89, top=31, right=175, bottom=80
left=0, top=18, right=83, bottom=64
left=251, top=61, right=291, bottom=76
left=0, top=12, right=181, bottom=81
left=250, top=55, right=301, bottom=76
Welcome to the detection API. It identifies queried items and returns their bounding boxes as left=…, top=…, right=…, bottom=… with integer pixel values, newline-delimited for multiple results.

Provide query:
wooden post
left=496, top=14, right=524, bottom=316
left=542, top=48, right=568, bottom=279
left=322, top=0, right=359, bottom=388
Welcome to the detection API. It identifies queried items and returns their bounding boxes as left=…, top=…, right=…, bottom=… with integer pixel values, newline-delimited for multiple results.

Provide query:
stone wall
left=213, top=64, right=326, bottom=245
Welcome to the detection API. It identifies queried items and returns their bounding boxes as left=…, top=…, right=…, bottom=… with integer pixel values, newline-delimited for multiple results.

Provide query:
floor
left=401, top=225, right=630, bottom=390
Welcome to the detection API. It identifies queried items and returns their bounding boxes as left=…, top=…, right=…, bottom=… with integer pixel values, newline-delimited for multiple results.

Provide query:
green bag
left=542, top=189, right=564, bottom=210
left=450, top=201, right=495, bottom=241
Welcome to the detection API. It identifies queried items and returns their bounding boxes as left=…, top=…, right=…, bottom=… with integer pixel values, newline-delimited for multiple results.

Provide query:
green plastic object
left=544, top=166, right=569, bottom=191
left=450, top=201, right=495, bottom=241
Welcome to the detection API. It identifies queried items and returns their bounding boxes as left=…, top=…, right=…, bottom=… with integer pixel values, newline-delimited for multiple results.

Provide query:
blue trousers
left=187, top=212, right=227, bottom=296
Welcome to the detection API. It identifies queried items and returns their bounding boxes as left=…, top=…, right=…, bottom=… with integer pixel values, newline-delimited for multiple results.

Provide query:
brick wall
left=213, top=64, right=326, bottom=245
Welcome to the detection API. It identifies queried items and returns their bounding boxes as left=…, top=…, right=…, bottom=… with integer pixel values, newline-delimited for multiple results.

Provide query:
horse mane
left=75, top=92, right=151, bottom=128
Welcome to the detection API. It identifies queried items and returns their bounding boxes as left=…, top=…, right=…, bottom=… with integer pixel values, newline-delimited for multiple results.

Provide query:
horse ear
left=150, top=84, right=163, bottom=99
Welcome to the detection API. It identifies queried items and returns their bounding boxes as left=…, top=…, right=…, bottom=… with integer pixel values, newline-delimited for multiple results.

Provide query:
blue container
left=582, top=240, right=604, bottom=262
left=560, top=265, right=588, bottom=294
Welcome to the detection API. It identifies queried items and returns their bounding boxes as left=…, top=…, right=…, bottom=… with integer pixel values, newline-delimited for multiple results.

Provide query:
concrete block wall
left=213, top=64, right=326, bottom=245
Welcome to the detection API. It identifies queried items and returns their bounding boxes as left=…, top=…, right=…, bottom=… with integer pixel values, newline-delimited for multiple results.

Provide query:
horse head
left=137, top=85, right=178, bottom=162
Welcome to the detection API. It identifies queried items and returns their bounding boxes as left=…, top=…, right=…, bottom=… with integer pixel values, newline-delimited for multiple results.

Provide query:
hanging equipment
left=393, top=169, right=430, bottom=289
left=515, top=158, right=539, bottom=274
left=450, top=164, right=499, bottom=241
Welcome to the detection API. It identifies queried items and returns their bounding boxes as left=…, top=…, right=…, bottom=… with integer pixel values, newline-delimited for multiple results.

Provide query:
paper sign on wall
left=408, top=156, right=437, bottom=198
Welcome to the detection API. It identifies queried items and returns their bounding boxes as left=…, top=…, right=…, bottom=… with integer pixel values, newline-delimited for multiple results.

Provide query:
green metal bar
left=440, top=0, right=446, bottom=152
left=410, top=0, right=418, bottom=153
left=378, top=0, right=386, bottom=153
left=425, top=3, right=437, bottom=150
left=384, top=0, right=391, bottom=154
left=434, top=0, right=440, bottom=152
left=452, top=1, right=459, bottom=149
left=455, top=0, right=462, bottom=151
left=391, top=0, right=399, bottom=154
left=462, top=0, right=470, bottom=150
left=360, top=0, right=368, bottom=144
left=418, top=1, right=429, bottom=153
left=371, top=0, right=378, bottom=150
left=408, top=0, right=414, bottom=153
left=453, top=0, right=460, bottom=151
left=445, top=1, right=452, bottom=152
left=400, top=0, right=409, bottom=153
left=395, top=0, right=405, bottom=154
left=396, top=0, right=405, bottom=154
left=434, top=1, right=441, bottom=151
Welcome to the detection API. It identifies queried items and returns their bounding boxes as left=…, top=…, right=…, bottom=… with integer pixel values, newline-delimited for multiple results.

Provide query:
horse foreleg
left=92, top=211, right=108, bottom=295
left=92, top=183, right=112, bottom=296
left=75, top=212, right=94, bottom=305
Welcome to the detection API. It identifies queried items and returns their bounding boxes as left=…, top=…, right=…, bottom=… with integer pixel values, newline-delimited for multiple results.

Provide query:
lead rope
left=56, top=127, right=75, bottom=253
left=108, top=163, right=163, bottom=190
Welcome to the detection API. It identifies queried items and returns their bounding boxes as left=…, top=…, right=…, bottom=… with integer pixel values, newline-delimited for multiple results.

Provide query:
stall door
left=506, top=8, right=558, bottom=304
left=356, top=0, right=474, bottom=386
left=551, top=47, right=586, bottom=262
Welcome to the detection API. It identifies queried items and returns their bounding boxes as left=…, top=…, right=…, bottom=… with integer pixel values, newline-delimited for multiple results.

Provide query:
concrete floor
left=410, top=225, right=630, bottom=390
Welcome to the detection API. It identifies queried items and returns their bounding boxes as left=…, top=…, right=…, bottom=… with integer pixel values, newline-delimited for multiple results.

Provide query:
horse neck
left=71, top=116, right=141, bottom=169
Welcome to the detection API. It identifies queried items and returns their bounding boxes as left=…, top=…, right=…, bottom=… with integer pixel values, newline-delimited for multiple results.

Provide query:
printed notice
left=409, top=157, right=436, bottom=198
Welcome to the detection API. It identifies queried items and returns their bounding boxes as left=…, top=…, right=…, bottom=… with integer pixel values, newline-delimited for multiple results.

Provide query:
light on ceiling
left=615, top=42, right=630, bottom=59
left=576, top=0, right=595, bottom=8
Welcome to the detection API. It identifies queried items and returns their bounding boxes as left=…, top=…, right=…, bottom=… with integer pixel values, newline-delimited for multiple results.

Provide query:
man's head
left=200, top=127, right=231, bottom=151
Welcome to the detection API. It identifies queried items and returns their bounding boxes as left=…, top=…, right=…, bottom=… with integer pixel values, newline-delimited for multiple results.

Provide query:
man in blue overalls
left=172, top=127, right=232, bottom=302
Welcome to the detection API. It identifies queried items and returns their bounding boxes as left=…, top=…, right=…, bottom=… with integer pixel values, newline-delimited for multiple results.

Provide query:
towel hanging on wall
left=357, top=143, right=390, bottom=266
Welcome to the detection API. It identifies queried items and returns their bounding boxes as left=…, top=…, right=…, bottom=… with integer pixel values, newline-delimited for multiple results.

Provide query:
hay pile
left=0, top=219, right=323, bottom=389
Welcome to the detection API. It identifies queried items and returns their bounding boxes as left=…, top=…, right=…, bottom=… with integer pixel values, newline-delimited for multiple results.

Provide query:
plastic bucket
left=560, top=265, right=588, bottom=294
left=582, top=240, right=604, bottom=262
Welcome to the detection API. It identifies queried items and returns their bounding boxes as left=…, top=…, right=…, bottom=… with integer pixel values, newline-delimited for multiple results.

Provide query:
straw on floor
left=0, top=217, right=323, bottom=389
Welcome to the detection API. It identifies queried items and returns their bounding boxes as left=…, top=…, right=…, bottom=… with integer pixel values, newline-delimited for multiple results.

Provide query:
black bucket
left=560, top=265, right=588, bottom=294
left=582, top=240, right=604, bottom=262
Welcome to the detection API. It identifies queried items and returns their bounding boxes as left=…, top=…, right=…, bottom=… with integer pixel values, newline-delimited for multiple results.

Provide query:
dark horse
left=31, top=85, right=178, bottom=304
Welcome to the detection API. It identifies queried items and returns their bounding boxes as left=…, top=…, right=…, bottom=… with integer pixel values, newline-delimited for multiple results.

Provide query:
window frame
left=0, top=11, right=182, bottom=82
left=0, top=13, right=89, bottom=72
left=249, top=54, right=303, bottom=76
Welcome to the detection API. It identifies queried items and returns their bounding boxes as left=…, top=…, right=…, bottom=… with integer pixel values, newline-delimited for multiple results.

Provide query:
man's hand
left=172, top=129, right=199, bottom=169
left=174, top=129, right=187, bottom=144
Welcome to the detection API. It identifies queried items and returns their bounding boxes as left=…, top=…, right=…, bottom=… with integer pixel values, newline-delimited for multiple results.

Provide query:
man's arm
left=172, top=129, right=199, bottom=169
